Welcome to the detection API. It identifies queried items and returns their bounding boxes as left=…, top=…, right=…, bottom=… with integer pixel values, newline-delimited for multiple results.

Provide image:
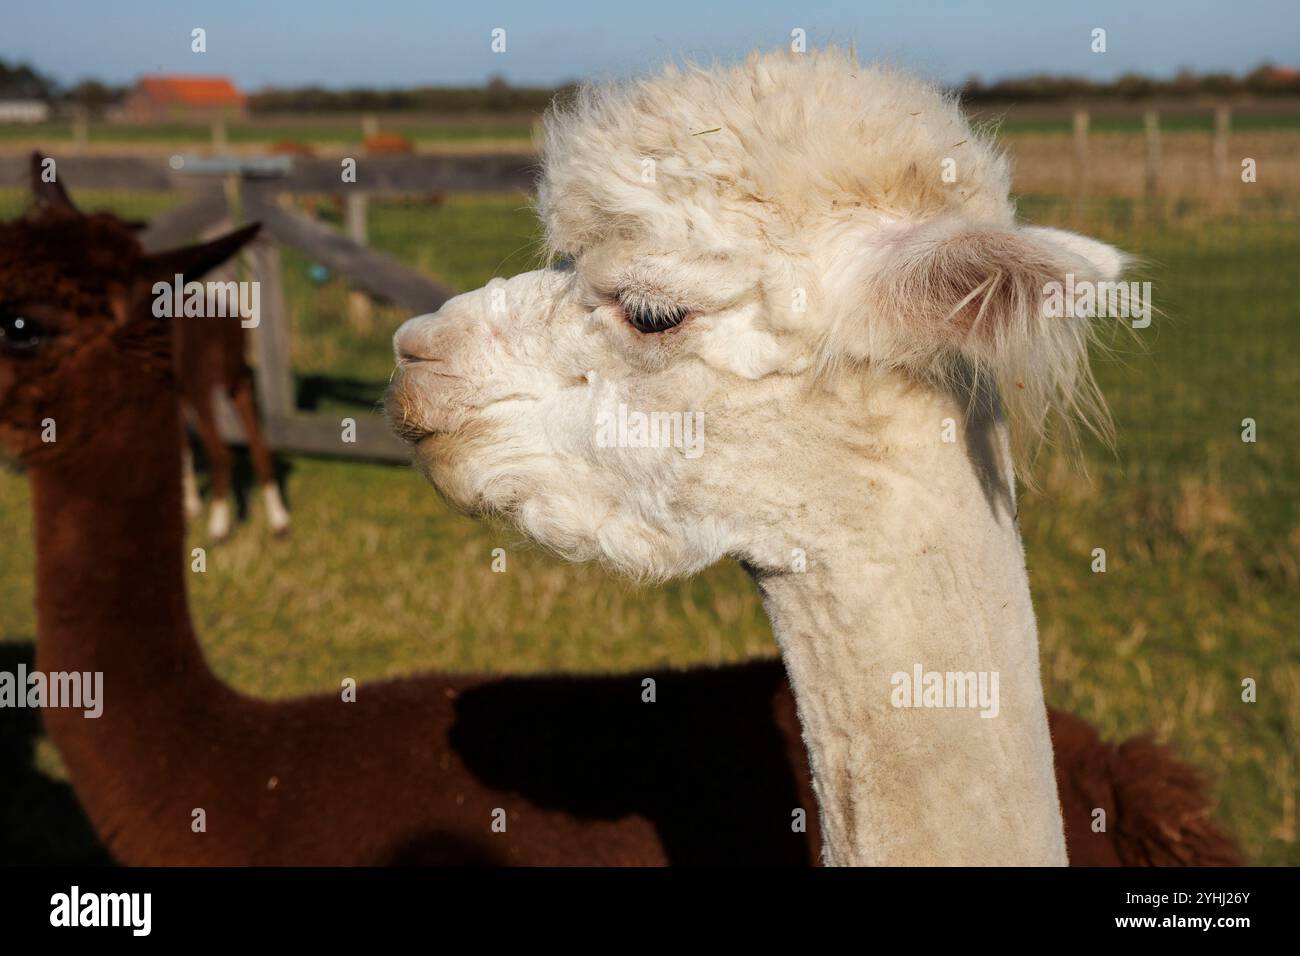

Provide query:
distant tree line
left=959, top=64, right=1300, bottom=102
left=0, top=59, right=60, bottom=100
left=0, top=60, right=125, bottom=115
left=247, top=75, right=578, bottom=113
left=3, top=57, right=1298, bottom=118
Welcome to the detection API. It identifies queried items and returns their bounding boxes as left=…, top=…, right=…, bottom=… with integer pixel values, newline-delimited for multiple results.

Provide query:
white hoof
left=182, top=452, right=202, bottom=521
left=263, top=483, right=291, bottom=538
left=208, top=498, right=232, bottom=541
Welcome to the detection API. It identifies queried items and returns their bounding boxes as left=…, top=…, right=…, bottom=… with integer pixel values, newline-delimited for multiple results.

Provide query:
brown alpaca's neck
left=30, top=367, right=230, bottom=827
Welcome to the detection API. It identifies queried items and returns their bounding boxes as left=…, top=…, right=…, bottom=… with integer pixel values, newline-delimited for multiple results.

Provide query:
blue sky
left=4, top=0, right=1298, bottom=89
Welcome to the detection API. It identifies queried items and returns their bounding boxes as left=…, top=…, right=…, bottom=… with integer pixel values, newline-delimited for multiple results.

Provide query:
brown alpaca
left=26, top=155, right=289, bottom=543
left=1050, top=709, right=1242, bottom=865
left=0, top=171, right=816, bottom=866
left=0, top=169, right=1240, bottom=867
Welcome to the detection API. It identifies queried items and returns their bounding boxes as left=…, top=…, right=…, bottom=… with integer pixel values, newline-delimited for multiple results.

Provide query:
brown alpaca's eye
left=618, top=293, right=689, bottom=334
left=0, top=312, right=48, bottom=354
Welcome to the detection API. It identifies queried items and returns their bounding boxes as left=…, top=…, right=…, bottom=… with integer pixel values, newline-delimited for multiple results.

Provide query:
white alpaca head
left=388, top=49, right=1124, bottom=580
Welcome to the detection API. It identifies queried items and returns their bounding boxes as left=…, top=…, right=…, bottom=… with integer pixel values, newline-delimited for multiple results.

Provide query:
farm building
left=123, top=75, right=246, bottom=121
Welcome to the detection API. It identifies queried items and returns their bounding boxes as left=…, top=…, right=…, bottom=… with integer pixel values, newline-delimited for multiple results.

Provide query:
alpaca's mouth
left=386, top=408, right=444, bottom=445
left=384, top=355, right=477, bottom=446
left=384, top=364, right=441, bottom=445
left=383, top=383, right=432, bottom=444
left=412, top=427, right=451, bottom=445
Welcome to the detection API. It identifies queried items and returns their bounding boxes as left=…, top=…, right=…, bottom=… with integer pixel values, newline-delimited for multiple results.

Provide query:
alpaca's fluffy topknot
left=538, top=49, right=1125, bottom=470
left=539, top=47, right=1014, bottom=256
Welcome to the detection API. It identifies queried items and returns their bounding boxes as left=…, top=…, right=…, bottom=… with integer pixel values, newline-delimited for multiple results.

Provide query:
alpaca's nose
left=393, top=314, right=441, bottom=365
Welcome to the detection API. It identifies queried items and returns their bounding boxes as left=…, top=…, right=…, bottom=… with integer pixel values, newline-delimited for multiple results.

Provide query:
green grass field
left=0, top=184, right=1295, bottom=864
left=1, top=110, right=1298, bottom=148
left=987, top=113, right=1300, bottom=134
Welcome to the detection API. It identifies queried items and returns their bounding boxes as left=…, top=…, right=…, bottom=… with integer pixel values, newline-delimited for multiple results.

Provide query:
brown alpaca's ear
left=29, top=151, right=78, bottom=214
left=140, top=223, right=262, bottom=285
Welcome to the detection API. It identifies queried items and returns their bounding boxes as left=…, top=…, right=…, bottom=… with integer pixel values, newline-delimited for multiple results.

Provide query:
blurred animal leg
left=193, top=389, right=233, bottom=542
left=231, top=376, right=289, bottom=536
left=180, top=415, right=203, bottom=522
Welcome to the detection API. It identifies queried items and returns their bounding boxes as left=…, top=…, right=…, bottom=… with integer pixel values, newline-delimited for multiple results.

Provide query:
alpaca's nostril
left=393, top=314, right=442, bottom=365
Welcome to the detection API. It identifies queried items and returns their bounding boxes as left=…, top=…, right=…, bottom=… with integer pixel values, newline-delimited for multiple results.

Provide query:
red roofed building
left=124, top=75, right=247, bottom=121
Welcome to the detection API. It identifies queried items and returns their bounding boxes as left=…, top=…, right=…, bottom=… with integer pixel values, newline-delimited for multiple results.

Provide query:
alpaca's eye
left=618, top=294, right=689, bottom=334
left=0, top=312, right=48, bottom=354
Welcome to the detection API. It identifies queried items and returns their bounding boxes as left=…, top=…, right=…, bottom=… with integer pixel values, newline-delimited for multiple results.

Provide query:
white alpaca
left=387, top=49, right=1126, bottom=865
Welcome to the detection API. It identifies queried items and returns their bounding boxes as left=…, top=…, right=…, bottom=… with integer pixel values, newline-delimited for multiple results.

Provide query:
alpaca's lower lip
left=410, top=422, right=458, bottom=446
left=385, top=410, right=443, bottom=445
left=392, top=423, right=443, bottom=445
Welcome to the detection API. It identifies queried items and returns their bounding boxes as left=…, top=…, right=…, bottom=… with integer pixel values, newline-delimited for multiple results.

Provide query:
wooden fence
left=0, top=153, right=537, bottom=463
left=1067, top=105, right=1238, bottom=223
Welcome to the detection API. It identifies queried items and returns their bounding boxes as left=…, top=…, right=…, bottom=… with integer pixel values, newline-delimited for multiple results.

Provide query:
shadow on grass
left=0, top=646, right=813, bottom=866
left=437, top=661, right=813, bottom=866
left=0, top=642, right=114, bottom=866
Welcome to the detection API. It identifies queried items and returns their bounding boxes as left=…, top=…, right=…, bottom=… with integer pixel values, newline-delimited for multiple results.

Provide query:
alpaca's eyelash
left=615, top=290, right=691, bottom=334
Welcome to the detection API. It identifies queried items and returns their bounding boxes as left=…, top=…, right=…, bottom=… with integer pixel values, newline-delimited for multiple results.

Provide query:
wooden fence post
left=211, top=116, right=228, bottom=152
left=361, top=114, right=379, bottom=141
left=1144, top=108, right=1161, bottom=224
left=1072, top=109, right=1089, bottom=226
left=196, top=217, right=248, bottom=440
left=344, top=191, right=373, bottom=331
left=72, top=108, right=89, bottom=153
left=1213, top=103, right=1232, bottom=213
left=244, top=226, right=295, bottom=422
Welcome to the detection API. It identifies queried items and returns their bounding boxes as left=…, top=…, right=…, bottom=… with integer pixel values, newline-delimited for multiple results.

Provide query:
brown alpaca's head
left=0, top=153, right=259, bottom=464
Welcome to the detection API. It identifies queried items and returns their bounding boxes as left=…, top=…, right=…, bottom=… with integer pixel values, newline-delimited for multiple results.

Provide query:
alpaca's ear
left=140, top=223, right=262, bottom=286
left=29, top=151, right=78, bottom=214
left=1020, top=226, right=1127, bottom=282
left=855, top=215, right=1127, bottom=457
left=861, top=216, right=1122, bottom=348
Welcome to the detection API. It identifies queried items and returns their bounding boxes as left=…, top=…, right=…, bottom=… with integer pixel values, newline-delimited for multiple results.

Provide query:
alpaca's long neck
left=746, top=381, right=1066, bottom=866
left=30, top=365, right=230, bottom=825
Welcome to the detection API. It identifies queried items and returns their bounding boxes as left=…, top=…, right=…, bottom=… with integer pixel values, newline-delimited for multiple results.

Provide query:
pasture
left=0, top=127, right=1296, bottom=865
left=0, top=99, right=1297, bottom=154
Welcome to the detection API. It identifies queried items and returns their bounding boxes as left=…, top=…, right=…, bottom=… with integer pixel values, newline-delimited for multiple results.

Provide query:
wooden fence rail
left=241, top=184, right=454, bottom=312
left=139, top=187, right=230, bottom=250
left=0, top=153, right=537, bottom=193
